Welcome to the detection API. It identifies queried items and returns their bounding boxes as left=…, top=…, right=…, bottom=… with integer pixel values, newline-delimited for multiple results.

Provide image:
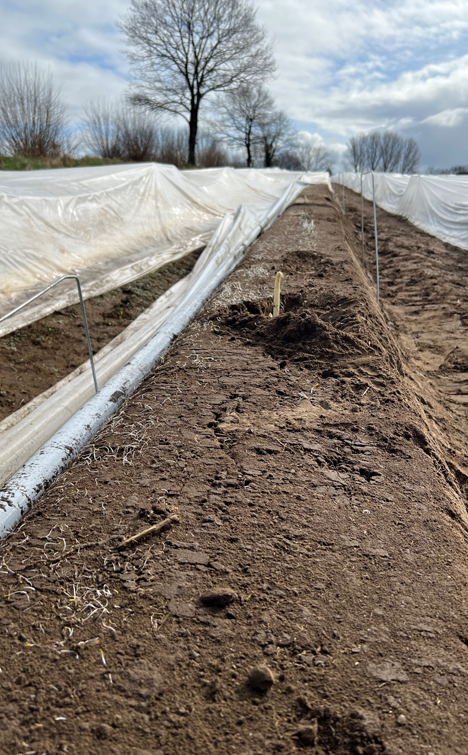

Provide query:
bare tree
left=119, top=0, right=275, bottom=167
left=82, top=99, right=159, bottom=162
left=120, top=109, right=158, bottom=162
left=82, top=99, right=123, bottom=159
left=400, top=137, right=420, bottom=174
left=365, top=132, right=382, bottom=171
left=211, top=84, right=274, bottom=166
left=0, top=62, right=70, bottom=158
left=344, top=134, right=367, bottom=172
left=344, top=130, right=420, bottom=174
left=260, top=109, right=292, bottom=168
left=292, top=140, right=332, bottom=172
left=275, top=151, right=302, bottom=171
left=197, top=130, right=231, bottom=167
left=156, top=128, right=188, bottom=167
left=380, top=130, right=403, bottom=172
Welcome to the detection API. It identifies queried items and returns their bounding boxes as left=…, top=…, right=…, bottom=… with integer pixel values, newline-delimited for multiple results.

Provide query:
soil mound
left=219, top=295, right=368, bottom=366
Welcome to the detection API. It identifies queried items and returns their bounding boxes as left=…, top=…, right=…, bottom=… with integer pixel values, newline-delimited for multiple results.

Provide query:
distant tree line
left=0, top=64, right=333, bottom=171
left=426, top=165, right=468, bottom=175
left=0, top=0, right=335, bottom=172
left=345, top=131, right=420, bottom=174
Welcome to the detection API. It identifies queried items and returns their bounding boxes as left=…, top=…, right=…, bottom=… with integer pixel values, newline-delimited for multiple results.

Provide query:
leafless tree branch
left=0, top=62, right=71, bottom=159
left=118, top=0, right=276, bottom=165
left=344, top=130, right=420, bottom=174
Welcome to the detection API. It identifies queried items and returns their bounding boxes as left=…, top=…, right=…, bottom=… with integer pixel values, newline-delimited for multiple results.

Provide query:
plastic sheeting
left=0, top=165, right=331, bottom=488
left=0, top=163, right=329, bottom=336
left=333, top=172, right=468, bottom=250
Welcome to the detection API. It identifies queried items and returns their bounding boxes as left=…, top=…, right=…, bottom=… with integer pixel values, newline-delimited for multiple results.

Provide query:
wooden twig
left=117, top=515, right=179, bottom=550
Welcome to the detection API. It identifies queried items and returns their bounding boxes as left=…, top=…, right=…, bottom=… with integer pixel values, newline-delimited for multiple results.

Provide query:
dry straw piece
left=273, top=271, right=283, bottom=317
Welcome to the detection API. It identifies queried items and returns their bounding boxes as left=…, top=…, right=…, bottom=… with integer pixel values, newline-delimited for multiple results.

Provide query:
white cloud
left=0, top=0, right=468, bottom=167
left=0, top=0, right=129, bottom=118
left=422, top=107, right=468, bottom=128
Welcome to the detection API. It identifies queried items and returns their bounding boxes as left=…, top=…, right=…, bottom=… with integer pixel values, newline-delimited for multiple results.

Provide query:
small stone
left=294, top=723, right=318, bottom=746
left=278, top=633, right=292, bottom=646
left=396, top=714, right=407, bottom=726
left=248, top=665, right=275, bottom=692
left=313, top=654, right=328, bottom=667
left=95, top=723, right=113, bottom=740
left=199, top=587, right=238, bottom=607
left=352, top=709, right=381, bottom=738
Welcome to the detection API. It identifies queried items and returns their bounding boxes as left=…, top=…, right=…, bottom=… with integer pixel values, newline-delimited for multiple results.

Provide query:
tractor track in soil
left=1, top=184, right=468, bottom=755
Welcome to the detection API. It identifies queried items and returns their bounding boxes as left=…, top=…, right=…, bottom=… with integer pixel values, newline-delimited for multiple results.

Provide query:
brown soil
left=342, top=187, right=468, bottom=505
left=1, top=184, right=468, bottom=755
left=0, top=249, right=202, bottom=422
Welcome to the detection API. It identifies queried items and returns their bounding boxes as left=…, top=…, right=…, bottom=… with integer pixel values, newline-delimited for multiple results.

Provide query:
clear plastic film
left=0, top=166, right=331, bottom=487
left=0, top=163, right=330, bottom=336
left=333, top=172, right=468, bottom=250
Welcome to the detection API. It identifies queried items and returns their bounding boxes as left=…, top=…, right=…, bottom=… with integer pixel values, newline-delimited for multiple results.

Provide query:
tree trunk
left=263, top=138, right=273, bottom=168
left=244, top=123, right=252, bottom=168
left=188, top=102, right=199, bottom=167
left=246, top=141, right=252, bottom=168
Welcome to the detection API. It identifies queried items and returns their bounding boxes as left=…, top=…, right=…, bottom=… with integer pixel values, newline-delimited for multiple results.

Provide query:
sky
left=1, top=0, right=468, bottom=170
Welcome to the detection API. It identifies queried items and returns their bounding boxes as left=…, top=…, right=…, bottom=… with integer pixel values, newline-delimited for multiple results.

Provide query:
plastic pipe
left=0, top=179, right=308, bottom=538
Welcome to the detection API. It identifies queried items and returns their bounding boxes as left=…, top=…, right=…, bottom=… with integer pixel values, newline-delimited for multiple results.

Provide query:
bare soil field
left=0, top=249, right=202, bottom=422
left=1, top=184, right=468, bottom=755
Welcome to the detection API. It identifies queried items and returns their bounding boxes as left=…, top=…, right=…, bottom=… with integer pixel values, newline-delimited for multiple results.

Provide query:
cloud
left=1, top=0, right=468, bottom=168
left=0, top=0, right=129, bottom=118
left=422, top=107, right=468, bottom=128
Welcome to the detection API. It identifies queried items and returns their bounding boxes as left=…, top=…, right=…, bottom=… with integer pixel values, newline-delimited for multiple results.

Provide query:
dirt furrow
left=342, top=187, right=468, bottom=508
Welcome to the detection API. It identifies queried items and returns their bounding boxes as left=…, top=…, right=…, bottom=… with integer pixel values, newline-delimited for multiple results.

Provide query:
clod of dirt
left=248, top=665, right=275, bottom=692
left=117, top=660, right=163, bottom=699
left=294, top=722, right=318, bottom=746
left=168, top=599, right=196, bottom=618
left=368, top=661, right=409, bottom=683
left=198, top=587, right=238, bottom=607
left=95, top=723, right=113, bottom=740
left=205, top=678, right=220, bottom=700
left=152, top=500, right=168, bottom=515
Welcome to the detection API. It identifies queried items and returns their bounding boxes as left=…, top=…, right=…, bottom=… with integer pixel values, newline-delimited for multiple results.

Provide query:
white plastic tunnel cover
left=332, top=172, right=468, bottom=251
left=0, top=165, right=332, bottom=537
